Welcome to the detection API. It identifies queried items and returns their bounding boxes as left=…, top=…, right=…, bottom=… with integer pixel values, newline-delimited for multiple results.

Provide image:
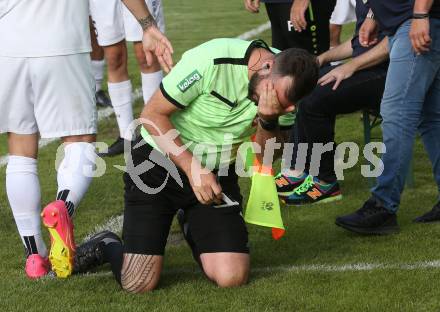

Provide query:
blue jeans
left=372, top=18, right=440, bottom=213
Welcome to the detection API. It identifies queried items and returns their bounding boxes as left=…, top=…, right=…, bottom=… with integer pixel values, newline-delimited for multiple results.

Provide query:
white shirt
left=0, top=0, right=91, bottom=57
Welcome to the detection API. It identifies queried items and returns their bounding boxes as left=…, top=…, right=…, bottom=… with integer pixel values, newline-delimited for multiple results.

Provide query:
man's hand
left=258, top=81, right=295, bottom=121
left=317, top=54, right=326, bottom=67
left=317, top=63, right=356, bottom=90
left=188, top=166, right=222, bottom=205
left=142, top=24, right=174, bottom=73
left=290, top=0, right=310, bottom=32
left=244, top=0, right=260, bottom=13
left=410, top=18, right=431, bottom=54
left=359, top=18, right=379, bottom=47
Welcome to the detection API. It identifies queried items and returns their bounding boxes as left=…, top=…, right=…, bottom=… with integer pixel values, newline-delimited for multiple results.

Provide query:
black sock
left=103, top=242, right=123, bottom=285
left=56, top=189, right=75, bottom=217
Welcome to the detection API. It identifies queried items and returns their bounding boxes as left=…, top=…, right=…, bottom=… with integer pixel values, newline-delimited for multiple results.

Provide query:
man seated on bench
left=275, top=0, right=389, bottom=205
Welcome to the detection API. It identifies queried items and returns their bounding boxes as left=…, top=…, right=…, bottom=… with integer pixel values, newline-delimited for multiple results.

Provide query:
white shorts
left=330, top=0, right=357, bottom=25
left=89, top=0, right=165, bottom=47
left=0, top=54, right=97, bottom=138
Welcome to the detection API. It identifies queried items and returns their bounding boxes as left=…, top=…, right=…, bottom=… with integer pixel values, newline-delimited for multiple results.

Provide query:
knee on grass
left=202, top=255, right=249, bottom=288
left=208, top=266, right=249, bottom=288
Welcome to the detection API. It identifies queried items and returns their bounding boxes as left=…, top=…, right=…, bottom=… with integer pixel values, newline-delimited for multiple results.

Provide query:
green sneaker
left=283, top=175, right=342, bottom=206
left=275, top=172, right=307, bottom=197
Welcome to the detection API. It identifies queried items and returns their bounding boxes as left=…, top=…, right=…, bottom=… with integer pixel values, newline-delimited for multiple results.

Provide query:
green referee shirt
left=141, top=38, right=295, bottom=169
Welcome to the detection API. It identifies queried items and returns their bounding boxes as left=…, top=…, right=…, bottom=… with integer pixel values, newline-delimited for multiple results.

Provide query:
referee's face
left=248, top=71, right=295, bottom=110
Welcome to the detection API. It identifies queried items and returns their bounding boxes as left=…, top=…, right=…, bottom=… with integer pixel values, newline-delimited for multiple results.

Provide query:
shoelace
left=74, top=243, right=104, bottom=272
left=293, top=175, right=314, bottom=195
left=358, top=199, right=383, bottom=216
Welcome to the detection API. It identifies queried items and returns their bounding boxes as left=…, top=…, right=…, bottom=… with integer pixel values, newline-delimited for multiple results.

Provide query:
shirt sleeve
left=278, top=112, right=296, bottom=130
left=160, top=50, right=206, bottom=109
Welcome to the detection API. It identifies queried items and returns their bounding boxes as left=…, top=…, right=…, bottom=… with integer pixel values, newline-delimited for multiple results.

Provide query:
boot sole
left=278, top=190, right=296, bottom=198
left=41, top=206, right=75, bottom=278
left=282, top=194, right=343, bottom=206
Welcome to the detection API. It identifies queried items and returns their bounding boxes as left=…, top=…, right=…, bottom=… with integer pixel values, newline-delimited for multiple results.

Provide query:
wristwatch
left=413, top=13, right=429, bottom=19
left=258, top=117, right=279, bottom=131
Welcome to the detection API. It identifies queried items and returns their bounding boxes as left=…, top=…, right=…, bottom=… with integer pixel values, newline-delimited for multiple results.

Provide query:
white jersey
left=0, top=0, right=91, bottom=57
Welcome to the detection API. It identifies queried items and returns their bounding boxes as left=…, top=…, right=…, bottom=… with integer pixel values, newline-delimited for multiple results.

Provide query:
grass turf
left=1, top=1, right=440, bottom=311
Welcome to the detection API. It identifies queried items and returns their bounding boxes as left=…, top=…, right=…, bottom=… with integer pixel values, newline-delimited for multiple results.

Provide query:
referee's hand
left=188, top=166, right=223, bottom=205
left=258, top=81, right=295, bottom=121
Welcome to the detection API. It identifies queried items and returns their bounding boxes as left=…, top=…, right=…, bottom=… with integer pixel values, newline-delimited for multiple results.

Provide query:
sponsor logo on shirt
left=177, top=70, right=202, bottom=93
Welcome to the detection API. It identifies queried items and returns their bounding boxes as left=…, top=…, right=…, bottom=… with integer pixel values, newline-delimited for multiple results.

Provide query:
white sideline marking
left=253, top=260, right=440, bottom=273
left=237, top=21, right=271, bottom=40
left=83, top=215, right=123, bottom=242
left=0, top=89, right=143, bottom=168
left=81, top=260, right=440, bottom=279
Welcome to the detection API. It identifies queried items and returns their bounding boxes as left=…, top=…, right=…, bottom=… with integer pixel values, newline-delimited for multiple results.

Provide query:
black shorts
left=122, top=137, right=249, bottom=256
left=265, top=0, right=336, bottom=54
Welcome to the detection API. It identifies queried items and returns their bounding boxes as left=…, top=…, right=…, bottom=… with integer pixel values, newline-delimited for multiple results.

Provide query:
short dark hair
left=273, top=48, right=319, bottom=103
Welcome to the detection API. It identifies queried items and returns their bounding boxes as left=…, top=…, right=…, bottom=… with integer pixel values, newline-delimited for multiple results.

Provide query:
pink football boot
left=41, top=200, right=76, bottom=278
left=25, top=254, right=50, bottom=279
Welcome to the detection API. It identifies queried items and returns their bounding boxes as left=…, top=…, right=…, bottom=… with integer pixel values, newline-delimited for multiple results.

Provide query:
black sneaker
left=413, top=201, right=440, bottom=223
left=98, top=137, right=127, bottom=157
left=275, top=172, right=307, bottom=197
left=73, top=231, right=122, bottom=274
left=95, top=90, right=112, bottom=107
left=335, top=197, right=399, bottom=235
left=283, top=175, right=342, bottom=206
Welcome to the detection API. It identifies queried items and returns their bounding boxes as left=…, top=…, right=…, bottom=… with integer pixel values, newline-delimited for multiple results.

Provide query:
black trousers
left=290, top=64, right=388, bottom=183
left=265, top=0, right=336, bottom=54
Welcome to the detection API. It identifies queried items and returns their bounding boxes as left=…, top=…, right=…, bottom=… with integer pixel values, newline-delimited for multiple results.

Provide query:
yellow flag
left=245, top=164, right=285, bottom=240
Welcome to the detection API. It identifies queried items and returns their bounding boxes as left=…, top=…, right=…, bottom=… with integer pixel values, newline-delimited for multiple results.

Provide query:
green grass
left=1, top=1, right=440, bottom=311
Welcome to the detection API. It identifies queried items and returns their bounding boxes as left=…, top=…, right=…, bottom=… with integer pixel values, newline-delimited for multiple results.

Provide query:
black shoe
left=95, top=90, right=112, bottom=107
left=176, top=209, right=202, bottom=267
left=274, top=172, right=307, bottom=197
left=414, top=201, right=440, bottom=223
left=177, top=209, right=189, bottom=239
left=283, top=175, right=342, bottom=206
left=73, top=231, right=122, bottom=274
left=335, top=197, right=399, bottom=235
left=99, top=137, right=127, bottom=157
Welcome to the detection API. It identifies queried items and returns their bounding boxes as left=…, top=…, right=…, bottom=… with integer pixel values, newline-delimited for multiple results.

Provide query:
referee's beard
left=247, top=71, right=269, bottom=104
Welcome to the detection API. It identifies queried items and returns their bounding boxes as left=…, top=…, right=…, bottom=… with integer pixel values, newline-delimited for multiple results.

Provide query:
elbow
left=140, top=105, right=162, bottom=130
left=140, top=104, right=154, bottom=121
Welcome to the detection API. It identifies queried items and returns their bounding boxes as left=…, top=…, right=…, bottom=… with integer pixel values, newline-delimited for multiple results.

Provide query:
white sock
left=141, top=71, right=163, bottom=104
left=91, top=60, right=105, bottom=92
left=108, top=80, right=134, bottom=140
left=6, top=156, right=47, bottom=257
left=56, top=142, right=97, bottom=217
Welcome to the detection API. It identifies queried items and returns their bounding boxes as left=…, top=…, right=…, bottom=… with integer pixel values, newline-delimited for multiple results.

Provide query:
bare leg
left=133, top=41, right=161, bottom=74
left=8, top=133, right=38, bottom=158
left=89, top=17, right=104, bottom=61
left=121, top=254, right=163, bottom=293
left=200, top=252, right=250, bottom=288
left=329, top=24, right=342, bottom=48
left=104, top=41, right=130, bottom=83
